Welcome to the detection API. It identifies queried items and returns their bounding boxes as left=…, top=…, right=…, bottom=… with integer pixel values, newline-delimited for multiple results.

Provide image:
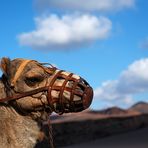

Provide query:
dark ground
left=64, top=127, right=148, bottom=148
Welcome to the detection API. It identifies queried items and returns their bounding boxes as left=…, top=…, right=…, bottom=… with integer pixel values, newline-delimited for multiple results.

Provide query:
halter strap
left=0, top=86, right=48, bottom=103
left=11, top=60, right=32, bottom=86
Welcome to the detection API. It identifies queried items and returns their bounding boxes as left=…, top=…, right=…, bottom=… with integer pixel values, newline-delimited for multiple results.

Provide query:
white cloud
left=94, top=58, right=148, bottom=108
left=35, top=0, right=135, bottom=12
left=18, top=14, right=112, bottom=50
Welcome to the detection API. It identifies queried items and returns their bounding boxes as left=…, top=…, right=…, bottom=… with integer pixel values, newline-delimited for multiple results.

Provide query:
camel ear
left=0, top=57, right=11, bottom=77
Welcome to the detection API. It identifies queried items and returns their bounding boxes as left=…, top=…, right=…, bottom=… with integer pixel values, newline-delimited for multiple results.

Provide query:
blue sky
left=0, top=0, right=148, bottom=110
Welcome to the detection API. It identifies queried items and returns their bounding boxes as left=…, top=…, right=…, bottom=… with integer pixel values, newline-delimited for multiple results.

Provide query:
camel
left=0, top=57, right=93, bottom=148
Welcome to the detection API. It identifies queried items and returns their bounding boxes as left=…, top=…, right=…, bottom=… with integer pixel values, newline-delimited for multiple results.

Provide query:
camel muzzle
left=47, top=70, right=93, bottom=114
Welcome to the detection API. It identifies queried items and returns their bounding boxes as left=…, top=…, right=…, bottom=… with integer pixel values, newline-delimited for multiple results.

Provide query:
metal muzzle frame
left=47, top=70, right=93, bottom=114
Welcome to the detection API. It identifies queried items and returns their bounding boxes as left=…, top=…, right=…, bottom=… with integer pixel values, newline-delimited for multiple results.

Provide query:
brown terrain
left=50, top=101, right=148, bottom=147
left=130, top=101, right=148, bottom=113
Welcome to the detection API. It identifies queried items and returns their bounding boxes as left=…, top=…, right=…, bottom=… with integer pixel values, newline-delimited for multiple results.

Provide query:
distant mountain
left=98, top=107, right=128, bottom=115
left=130, top=101, right=148, bottom=113
left=51, top=102, right=148, bottom=123
left=50, top=110, right=106, bottom=123
left=51, top=106, right=140, bottom=124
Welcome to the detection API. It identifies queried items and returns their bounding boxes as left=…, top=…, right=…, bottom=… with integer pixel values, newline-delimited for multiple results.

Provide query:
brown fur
left=0, top=58, right=53, bottom=148
left=0, top=57, right=92, bottom=148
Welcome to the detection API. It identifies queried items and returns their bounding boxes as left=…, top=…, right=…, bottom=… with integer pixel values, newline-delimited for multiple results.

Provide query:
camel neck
left=0, top=106, right=39, bottom=147
left=0, top=79, right=50, bottom=148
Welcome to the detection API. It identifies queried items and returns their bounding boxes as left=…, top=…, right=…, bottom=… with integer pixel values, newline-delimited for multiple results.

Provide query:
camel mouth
left=47, top=70, right=93, bottom=114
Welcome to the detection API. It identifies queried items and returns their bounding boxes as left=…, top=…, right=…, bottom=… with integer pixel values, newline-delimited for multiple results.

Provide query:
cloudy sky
left=0, top=0, right=148, bottom=110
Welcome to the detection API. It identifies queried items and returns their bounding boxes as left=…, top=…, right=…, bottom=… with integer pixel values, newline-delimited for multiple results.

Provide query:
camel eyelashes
left=25, top=76, right=44, bottom=86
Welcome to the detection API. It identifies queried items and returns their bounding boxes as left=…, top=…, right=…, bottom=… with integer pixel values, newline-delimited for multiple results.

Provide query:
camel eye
left=25, top=76, right=44, bottom=86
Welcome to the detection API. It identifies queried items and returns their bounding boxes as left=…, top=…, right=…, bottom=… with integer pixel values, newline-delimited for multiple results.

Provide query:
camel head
left=0, top=57, right=93, bottom=118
